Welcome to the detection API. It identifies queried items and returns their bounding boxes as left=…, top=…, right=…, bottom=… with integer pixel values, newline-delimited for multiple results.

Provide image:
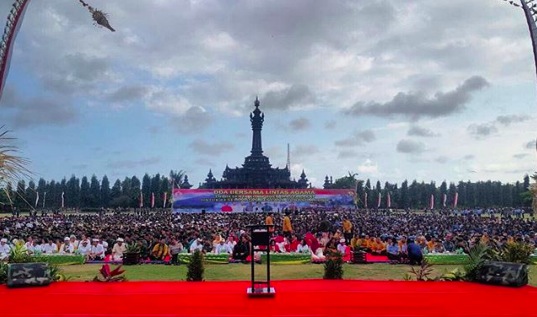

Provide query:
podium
left=246, top=224, right=275, bottom=297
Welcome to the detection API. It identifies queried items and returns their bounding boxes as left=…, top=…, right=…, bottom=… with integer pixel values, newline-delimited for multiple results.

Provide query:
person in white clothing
left=69, top=235, right=79, bottom=251
left=0, top=238, right=11, bottom=260
left=337, top=238, right=348, bottom=254
left=89, top=239, right=105, bottom=260
left=112, top=238, right=127, bottom=261
left=77, top=240, right=92, bottom=259
left=189, top=238, right=203, bottom=253
left=225, top=236, right=237, bottom=251
left=41, top=239, right=58, bottom=254
left=59, top=237, right=75, bottom=254
left=24, top=237, right=34, bottom=251
left=296, top=240, right=310, bottom=253
left=214, top=240, right=232, bottom=254
left=28, top=240, right=43, bottom=255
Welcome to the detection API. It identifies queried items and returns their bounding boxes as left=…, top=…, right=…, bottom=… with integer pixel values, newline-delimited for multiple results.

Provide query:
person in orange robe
left=282, top=211, right=293, bottom=239
left=265, top=212, right=274, bottom=233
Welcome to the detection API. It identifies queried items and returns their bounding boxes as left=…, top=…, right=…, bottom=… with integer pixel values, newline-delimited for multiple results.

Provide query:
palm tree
left=0, top=126, right=30, bottom=205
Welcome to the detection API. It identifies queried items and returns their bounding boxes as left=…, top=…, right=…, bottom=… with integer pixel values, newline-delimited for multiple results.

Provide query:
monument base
left=247, top=287, right=276, bottom=297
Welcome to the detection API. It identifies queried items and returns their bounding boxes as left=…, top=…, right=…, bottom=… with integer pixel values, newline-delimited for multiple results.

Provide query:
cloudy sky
left=1, top=0, right=537, bottom=187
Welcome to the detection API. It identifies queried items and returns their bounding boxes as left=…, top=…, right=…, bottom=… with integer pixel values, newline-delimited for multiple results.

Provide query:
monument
left=201, top=98, right=308, bottom=189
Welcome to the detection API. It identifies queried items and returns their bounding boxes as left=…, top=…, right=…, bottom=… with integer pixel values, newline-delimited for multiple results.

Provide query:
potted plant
left=323, top=251, right=344, bottom=280
left=123, top=243, right=141, bottom=265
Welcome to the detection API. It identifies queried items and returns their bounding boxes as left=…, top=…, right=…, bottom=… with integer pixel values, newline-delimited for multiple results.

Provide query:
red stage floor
left=1, top=280, right=535, bottom=317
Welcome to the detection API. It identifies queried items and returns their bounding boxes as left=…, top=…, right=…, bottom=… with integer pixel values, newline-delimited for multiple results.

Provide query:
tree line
left=325, top=174, right=532, bottom=209
left=0, top=171, right=184, bottom=211
left=0, top=172, right=532, bottom=210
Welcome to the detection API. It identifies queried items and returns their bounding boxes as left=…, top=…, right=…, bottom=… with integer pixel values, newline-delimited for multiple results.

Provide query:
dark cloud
left=262, top=84, right=315, bottom=111
left=463, top=154, right=475, bottom=160
left=525, top=140, right=536, bottom=150
left=337, top=150, right=358, bottom=159
left=335, top=130, right=375, bottom=147
left=434, top=156, right=449, bottom=164
left=513, top=153, right=529, bottom=159
left=396, top=139, right=425, bottom=154
left=0, top=88, right=77, bottom=128
left=468, top=114, right=529, bottom=139
left=41, top=53, right=110, bottom=94
left=467, top=123, right=498, bottom=138
left=289, top=117, right=311, bottom=131
left=293, top=145, right=319, bottom=158
left=324, top=120, right=336, bottom=130
left=106, top=157, right=161, bottom=169
left=194, top=158, right=215, bottom=166
left=174, top=106, right=214, bottom=134
left=107, top=85, right=149, bottom=103
left=496, top=115, right=529, bottom=126
left=344, top=76, right=489, bottom=120
left=189, top=139, right=234, bottom=156
left=407, top=126, right=440, bottom=137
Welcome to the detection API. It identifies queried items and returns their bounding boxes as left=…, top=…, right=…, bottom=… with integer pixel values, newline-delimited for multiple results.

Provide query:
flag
left=42, top=192, right=46, bottom=208
left=35, top=192, right=39, bottom=208
left=163, top=192, right=168, bottom=208
left=61, top=192, right=65, bottom=208
left=151, top=192, right=155, bottom=208
left=387, top=192, right=391, bottom=208
left=442, top=193, right=447, bottom=207
left=454, top=192, right=459, bottom=208
left=430, top=194, right=434, bottom=210
left=139, top=192, right=143, bottom=208
left=364, top=192, right=368, bottom=209
left=377, top=192, right=381, bottom=208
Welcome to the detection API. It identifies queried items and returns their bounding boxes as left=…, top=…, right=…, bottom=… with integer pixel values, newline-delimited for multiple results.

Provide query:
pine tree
left=101, top=175, right=111, bottom=207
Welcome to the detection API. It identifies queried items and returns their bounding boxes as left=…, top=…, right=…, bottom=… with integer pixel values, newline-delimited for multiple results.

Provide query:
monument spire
left=249, top=97, right=264, bottom=156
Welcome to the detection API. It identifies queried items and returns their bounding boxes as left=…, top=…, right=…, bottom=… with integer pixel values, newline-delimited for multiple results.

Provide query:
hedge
left=178, top=253, right=229, bottom=264
left=32, top=255, right=85, bottom=265
left=424, top=254, right=470, bottom=265
left=177, top=253, right=313, bottom=264
left=424, top=254, right=537, bottom=265
left=260, top=253, right=311, bottom=264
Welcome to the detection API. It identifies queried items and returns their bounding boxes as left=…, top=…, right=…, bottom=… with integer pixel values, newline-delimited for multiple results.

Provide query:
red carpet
left=365, top=253, right=390, bottom=262
left=1, top=280, right=535, bottom=317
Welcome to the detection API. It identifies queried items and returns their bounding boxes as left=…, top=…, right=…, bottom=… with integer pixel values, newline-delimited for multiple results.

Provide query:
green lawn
left=60, top=263, right=537, bottom=286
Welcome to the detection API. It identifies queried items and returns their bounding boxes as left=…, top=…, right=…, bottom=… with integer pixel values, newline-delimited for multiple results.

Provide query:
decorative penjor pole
left=0, top=0, right=115, bottom=100
left=503, top=0, right=537, bottom=216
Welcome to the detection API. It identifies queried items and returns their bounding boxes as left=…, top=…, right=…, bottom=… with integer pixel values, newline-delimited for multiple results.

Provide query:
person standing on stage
left=265, top=212, right=274, bottom=233
left=282, top=211, right=293, bottom=239
left=342, top=217, right=353, bottom=244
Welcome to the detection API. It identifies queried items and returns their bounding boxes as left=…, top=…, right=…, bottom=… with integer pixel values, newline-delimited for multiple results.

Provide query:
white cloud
left=357, top=159, right=379, bottom=174
left=2, top=0, right=537, bottom=187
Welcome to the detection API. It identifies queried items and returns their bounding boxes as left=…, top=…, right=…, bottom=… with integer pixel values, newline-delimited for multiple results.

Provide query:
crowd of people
left=0, top=207, right=535, bottom=264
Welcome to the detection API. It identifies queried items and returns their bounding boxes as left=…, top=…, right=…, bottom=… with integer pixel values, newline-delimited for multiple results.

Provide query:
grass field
left=60, top=263, right=537, bottom=286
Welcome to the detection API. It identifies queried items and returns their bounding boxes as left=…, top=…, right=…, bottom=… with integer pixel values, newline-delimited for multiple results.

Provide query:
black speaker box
left=7, top=262, right=52, bottom=288
left=476, top=261, right=528, bottom=287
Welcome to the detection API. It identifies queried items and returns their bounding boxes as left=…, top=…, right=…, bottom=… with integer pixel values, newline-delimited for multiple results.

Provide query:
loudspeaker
left=252, top=229, right=270, bottom=246
left=7, top=263, right=52, bottom=288
left=476, top=261, right=528, bottom=287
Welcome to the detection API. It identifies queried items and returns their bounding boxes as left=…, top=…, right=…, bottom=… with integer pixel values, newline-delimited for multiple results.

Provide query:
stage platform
left=1, top=280, right=535, bottom=316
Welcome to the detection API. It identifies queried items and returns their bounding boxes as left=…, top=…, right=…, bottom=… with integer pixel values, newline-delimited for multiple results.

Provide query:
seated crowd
left=0, top=208, right=536, bottom=264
